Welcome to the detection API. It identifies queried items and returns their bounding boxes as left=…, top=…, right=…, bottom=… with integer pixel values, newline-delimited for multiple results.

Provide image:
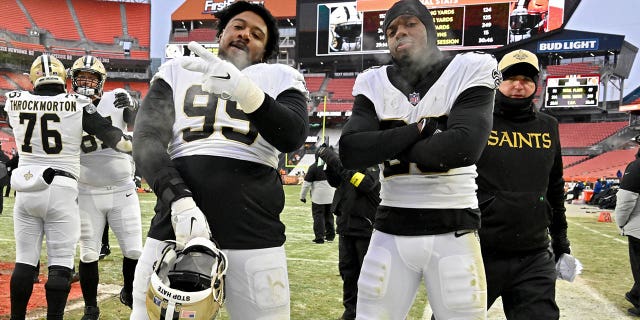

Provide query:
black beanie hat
left=382, top=0, right=434, bottom=37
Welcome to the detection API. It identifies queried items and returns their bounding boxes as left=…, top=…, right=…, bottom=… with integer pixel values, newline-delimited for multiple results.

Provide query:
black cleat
left=99, top=245, right=111, bottom=260
left=312, top=239, right=324, bottom=244
left=628, top=292, right=640, bottom=309
left=81, top=306, right=100, bottom=320
left=120, top=287, right=133, bottom=309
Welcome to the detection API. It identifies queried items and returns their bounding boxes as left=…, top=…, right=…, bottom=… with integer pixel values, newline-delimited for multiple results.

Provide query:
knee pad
left=44, top=266, right=72, bottom=293
left=122, top=248, right=142, bottom=260
left=357, top=247, right=391, bottom=300
left=438, top=254, right=486, bottom=311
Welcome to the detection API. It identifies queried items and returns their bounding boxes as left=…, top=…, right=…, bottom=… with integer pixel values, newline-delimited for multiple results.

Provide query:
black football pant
left=311, top=203, right=334, bottom=241
left=339, top=234, right=371, bottom=320
left=628, top=236, right=640, bottom=299
left=483, top=249, right=559, bottom=320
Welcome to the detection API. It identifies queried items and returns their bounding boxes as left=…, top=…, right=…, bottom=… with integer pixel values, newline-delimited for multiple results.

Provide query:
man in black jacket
left=476, top=49, right=571, bottom=319
left=318, top=145, right=380, bottom=320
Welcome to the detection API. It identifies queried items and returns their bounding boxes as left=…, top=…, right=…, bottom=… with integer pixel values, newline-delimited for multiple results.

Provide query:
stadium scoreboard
left=298, top=0, right=570, bottom=59
left=545, top=75, right=600, bottom=108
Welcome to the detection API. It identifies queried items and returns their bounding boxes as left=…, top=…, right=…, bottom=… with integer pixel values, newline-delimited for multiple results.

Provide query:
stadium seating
left=72, top=0, right=122, bottom=44
left=22, top=0, right=80, bottom=41
left=127, top=81, right=149, bottom=98
left=0, top=73, right=17, bottom=90
left=304, top=75, right=325, bottom=92
left=10, top=41, right=46, bottom=52
left=322, top=102, right=352, bottom=112
left=124, top=2, right=151, bottom=47
left=546, top=62, right=600, bottom=77
left=326, top=78, right=355, bottom=101
left=558, top=121, right=627, bottom=147
left=4, top=72, right=32, bottom=91
left=562, top=155, right=589, bottom=168
left=563, top=148, right=636, bottom=180
left=0, top=1, right=32, bottom=35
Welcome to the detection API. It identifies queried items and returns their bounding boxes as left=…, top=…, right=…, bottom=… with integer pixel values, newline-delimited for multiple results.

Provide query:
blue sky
left=150, top=0, right=640, bottom=97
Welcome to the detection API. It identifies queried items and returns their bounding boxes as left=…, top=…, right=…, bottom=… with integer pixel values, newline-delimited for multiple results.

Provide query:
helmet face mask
left=29, top=54, right=67, bottom=89
left=147, top=238, right=227, bottom=320
left=70, top=55, right=106, bottom=97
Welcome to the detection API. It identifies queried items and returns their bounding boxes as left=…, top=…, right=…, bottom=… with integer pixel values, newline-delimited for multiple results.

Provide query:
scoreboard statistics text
left=545, top=75, right=600, bottom=108
left=311, top=0, right=566, bottom=56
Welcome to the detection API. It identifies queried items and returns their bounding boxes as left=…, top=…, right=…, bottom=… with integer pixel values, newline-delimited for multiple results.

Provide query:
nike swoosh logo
left=213, top=73, right=231, bottom=80
left=454, top=230, right=473, bottom=238
left=125, top=193, right=133, bottom=197
left=190, top=217, right=197, bottom=234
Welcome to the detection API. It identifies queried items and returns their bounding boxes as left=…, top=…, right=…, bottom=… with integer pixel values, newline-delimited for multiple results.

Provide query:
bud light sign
left=537, top=39, right=599, bottom=53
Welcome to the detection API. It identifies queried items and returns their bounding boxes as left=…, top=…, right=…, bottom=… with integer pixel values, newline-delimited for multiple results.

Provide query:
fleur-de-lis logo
left=24, top=171, right=33, bottom=181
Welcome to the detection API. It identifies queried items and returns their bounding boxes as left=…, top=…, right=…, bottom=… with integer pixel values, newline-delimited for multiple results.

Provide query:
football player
left=338, top=0, right=500, bottom=319
left=130, top=2, right=309, bottom=319
left=69, top=55, right=142, bottom=319
left=6, top=54, right=132, bottom=320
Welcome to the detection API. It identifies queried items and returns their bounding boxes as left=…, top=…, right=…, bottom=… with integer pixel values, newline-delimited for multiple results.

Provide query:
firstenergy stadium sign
left=203, top=0, right=264, bottom=14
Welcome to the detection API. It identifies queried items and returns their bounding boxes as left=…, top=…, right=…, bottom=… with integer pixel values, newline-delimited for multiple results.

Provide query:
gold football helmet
left=69, top=55, right=106, bottom=97
left=29, top=54, right=67, bottom=89
left=147, top=237, right=227, bottom=320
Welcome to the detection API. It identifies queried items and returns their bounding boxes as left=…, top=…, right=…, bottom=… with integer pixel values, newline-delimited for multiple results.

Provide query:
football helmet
left=69, top=55, right=106, bottom=97
left=29, top=54, right=67, bottom=89
left=147, top=237, right=227, bottom=320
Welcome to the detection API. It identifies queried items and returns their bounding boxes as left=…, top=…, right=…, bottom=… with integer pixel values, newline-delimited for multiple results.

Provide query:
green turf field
left=0, top=185, right=633, bottom=319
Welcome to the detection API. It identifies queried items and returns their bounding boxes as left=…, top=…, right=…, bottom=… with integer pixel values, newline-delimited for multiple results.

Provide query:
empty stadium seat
left=564, top=148, right=637, bottom=181
left=22, top=0, right=80, bottom=41
left=326, top=78, right=355, bottom=101
left=304, top=75, right=325, bottom=92
left=124, top=2, right=150, bottom=47
left=0, top=1, right=32, bottom=35
left=72, top=0, right=122, bottom=44
left=558, top=122, right=627, bottom=147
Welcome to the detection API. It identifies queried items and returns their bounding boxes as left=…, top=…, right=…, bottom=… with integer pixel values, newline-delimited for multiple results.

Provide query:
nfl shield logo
left=409, top=92, right=420, bottom=106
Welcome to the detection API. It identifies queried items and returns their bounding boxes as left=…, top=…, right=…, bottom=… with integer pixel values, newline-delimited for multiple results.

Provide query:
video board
left=545, top=75, right=600, bottom=108
left=298, top=0, right=576, bottom=62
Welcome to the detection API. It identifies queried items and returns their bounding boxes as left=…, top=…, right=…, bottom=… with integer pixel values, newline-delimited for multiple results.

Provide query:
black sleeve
left=548, top=124, right=568, bottom=235
left=339, top=94, right=422, bottom=169
left=246, top=89, right=309, bottom=153
left=123, top=107, right=137, bottom=126
left=403, top=86, right=494, bottom=171
left=82, top=108, right=123, bottom=149
left=133, top=79, right=192, bottom=204
left=324, top=164, right=343, bottom=188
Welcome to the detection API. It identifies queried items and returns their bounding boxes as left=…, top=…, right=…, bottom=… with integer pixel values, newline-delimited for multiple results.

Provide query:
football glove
left=170, top=197, right=212, bottom=249
left=417, top=117, right=446, bottom=139
left=555, top=253, right=582, bottom=282
left=113, top=88, right=138, bottom=111
left=181, top=41, right=265, bottom=113
left=115, top=134, right=132, bottom=153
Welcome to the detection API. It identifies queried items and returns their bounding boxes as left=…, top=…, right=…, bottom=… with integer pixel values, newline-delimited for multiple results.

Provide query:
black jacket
left=321, top=148, right=380, bottom=237
left=476, top=93, right=568, bottom=256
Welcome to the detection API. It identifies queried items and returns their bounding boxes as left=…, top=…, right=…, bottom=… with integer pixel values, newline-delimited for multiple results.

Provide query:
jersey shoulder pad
left=453, top=52, right=501, bottom=89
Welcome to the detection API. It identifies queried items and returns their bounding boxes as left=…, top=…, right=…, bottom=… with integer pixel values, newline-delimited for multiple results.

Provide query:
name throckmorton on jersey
left=9, top=99, right=77, bottom=112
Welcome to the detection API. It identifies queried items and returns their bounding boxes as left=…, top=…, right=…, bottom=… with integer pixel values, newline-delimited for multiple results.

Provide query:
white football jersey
left=352, top=53, right=499, bottom=209
left=79, top=90, right=134, bottom=189
left=5, top=90, right=92, bottom=178
left=153, top=57, right=307, bottom=168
